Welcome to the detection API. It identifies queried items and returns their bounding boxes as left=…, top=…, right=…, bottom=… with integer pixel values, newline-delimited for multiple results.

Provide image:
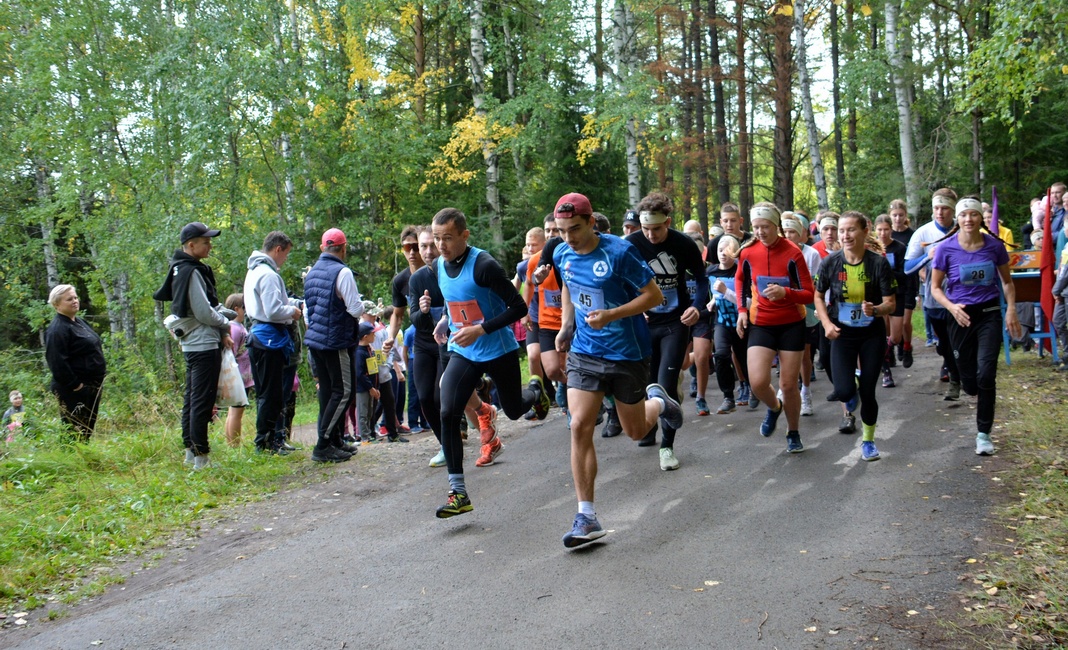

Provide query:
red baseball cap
left=321, top=228, right=347, bottom=247
left=555, top=193, right=593, bottom=217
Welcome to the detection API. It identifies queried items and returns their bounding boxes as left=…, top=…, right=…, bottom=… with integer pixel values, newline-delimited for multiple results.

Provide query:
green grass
left=957, top=354, right=1068, bottom=647
left=0, top=394, right=316, bottom=611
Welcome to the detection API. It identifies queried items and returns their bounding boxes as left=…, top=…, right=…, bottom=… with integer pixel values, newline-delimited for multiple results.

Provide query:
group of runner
left=388, top=189, right=1019, bottom=549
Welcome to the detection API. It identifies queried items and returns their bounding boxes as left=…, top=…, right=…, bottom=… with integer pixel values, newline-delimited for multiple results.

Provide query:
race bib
left=447, top=300, right=485, bottom=328
left=651, top=286, right=679, bottom=314
left=838, top=302, right=874, bottom=328
left=885, top=252, right=896, bottom=268
left=756, top=275, right=790, bottom=295
left=570, top=282, right=605, bottom=314
left=366, top=353, right=379, bottom=375
left=543, top=289, right=563, bottom=309
left=960, top=261, right=995, bottom=287
left=685, top=278, right=697, bottom=298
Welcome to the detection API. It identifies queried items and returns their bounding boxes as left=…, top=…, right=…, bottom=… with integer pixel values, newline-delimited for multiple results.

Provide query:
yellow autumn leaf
left=1062, top=65, right=1068, bottom=75
left=859, top=4, right=872, bottom=16
left=779, top=4, right=794, bottom=16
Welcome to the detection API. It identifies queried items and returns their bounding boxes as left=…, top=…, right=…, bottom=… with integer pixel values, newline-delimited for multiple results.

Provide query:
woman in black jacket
left=45, top=284, right=107, bottom=440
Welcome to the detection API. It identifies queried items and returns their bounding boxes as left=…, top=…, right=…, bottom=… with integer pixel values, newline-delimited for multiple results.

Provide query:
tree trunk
left=614, top=1, right=641, bottom=206
left=771, top=12, right=793, bottom=210
left=793, top=0, right=828, bottom=211
left=846, top=1, right=857, bottom=155
left=679, top=14, right=694, bottom=219
left=469, top=0, right=502, bottom=249
left=595, top=0, right=604, bottom=94
left=34, top=160, right=60, bottom=289
left=708, top=0, right=731, bottom=205
left=735, top=0, right=749, bottom=215
left=691, top=0, right=708, bottom=228
left=830, top=1, right=846, bottom=195
left=414, top=3, right=426, bottom=122
left=503, top=16, right=524, bottom=192
left=156, top=300, right=177, bottom=384
left=972, top=109, right=985, bottom=194
left=885, top=0, right=921, bottom=218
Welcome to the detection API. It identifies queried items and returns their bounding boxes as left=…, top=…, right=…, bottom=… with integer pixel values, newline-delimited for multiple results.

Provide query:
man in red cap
left=303, top=228, right=366, bottom=463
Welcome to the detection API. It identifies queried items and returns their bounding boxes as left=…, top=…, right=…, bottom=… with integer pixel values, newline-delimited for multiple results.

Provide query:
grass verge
left=959, top=353, right=1068, bottom=647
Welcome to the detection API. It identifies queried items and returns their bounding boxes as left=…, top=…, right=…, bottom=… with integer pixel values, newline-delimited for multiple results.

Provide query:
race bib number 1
left=448, top=300, right=485, bottom=328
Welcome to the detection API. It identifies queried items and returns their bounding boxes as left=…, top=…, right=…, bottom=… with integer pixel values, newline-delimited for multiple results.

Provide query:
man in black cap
left=154, top=222, right=232, bottom=470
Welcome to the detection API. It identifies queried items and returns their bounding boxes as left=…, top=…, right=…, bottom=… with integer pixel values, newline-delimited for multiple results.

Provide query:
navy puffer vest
left=303, top=254, right=356, bottom=351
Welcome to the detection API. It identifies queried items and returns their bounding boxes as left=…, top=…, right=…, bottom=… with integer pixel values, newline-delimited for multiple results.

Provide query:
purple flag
left=991, top=186, right=999, bottom=235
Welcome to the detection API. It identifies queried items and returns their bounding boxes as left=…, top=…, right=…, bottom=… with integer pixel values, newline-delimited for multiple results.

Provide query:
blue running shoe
left=861, top=440, right=880, bottom=461
left=562, top=513, right=606, bottom=548
left=760, top=402, right=782, bottom=437
left=786, top=431, right=804, bottom=453
left=646, top=383, right=683, bottom=430
left=555, top=382, right=568, bottom=409
left=845, top=377, right=860, bottom=413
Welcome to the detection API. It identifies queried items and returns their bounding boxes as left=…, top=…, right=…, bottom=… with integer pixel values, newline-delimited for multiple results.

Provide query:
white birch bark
left=469, top=0, right=502, bottom=248
left=614, top=0, right=641, bottom=207
left=885, top=0, right=921, bottom=217
left=793, top=0, right=828, bottom=210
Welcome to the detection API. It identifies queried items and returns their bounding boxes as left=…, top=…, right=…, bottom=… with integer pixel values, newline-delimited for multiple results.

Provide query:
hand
left=680, top=306, right=700, bottom=326
left=370, top=388, right=380, bottom=400
left=585, top=309, right=611, bottom=330
left=419, top=290, right=432, bottom=314
left=532, top=264, right=551, bottom=285
left=949, top=303, right=971, bottom=328
left=713, top=280, right=727, bottom=294
left=74, top=383, right=85, bottom=392
left=292, top=306, right=303, bottom=322
left=451, top=324, right=485, bottom=347
left=433, top=317, right=450, bottom=345
left=736, top=312, right=748, bottom=339
left=555, top=328, right=572, bottom=353
left=1005, top=310, right=1023, bottom=341
left=762, top=283, right=786, bottom=301
left=383, top=338, right=394, bottom=354
left=222, top=334, right=233, bottom=350
left=522, top=316, right=533, bottom=332
left=823, top=321, right=841, bottom=340
left=861, top=301, right=876, bottom=317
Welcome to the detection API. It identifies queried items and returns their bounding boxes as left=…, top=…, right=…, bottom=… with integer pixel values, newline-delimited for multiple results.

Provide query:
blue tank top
left=554, top=234, right=655, bottom=361
left=437, top=247, right=519, bottom=362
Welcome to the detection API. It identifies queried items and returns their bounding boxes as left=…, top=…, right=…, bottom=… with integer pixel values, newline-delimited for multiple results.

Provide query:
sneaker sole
left=563, top=529, right=607, bottom=548
left=436, top=504, right=474, bottom=519
left=862, top=454, right=881, bottom=461
left=475, top=442, right=504, bottom=467
left=660, top=463, right=680, bottom=471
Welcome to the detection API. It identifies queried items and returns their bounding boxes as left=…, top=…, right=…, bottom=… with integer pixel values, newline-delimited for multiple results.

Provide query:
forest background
left=1, top=0, right=1066, bottom=392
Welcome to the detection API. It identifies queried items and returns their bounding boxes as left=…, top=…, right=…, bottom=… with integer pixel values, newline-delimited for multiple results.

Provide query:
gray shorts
left=566, top=352, right=649, bottom=404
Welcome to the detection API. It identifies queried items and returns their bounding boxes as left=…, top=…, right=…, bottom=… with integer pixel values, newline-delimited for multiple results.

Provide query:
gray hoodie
left=244, top=250, right=300, bottom=324
left=174, top=272, right=233, bottom=353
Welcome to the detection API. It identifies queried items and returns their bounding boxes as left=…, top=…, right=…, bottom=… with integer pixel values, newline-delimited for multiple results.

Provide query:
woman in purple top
left=929, top=198, right=1022, bottom=456
left=224, top=293, right=254, bottom=448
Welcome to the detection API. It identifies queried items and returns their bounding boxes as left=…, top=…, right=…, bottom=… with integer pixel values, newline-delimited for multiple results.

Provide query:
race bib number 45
left=570, top=283, right=605, bottom=313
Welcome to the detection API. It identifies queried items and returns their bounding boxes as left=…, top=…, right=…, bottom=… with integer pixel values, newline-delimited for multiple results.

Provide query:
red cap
left=555, top=193, right=593, bottom=217
left=321, top=228, right=347, bottom=247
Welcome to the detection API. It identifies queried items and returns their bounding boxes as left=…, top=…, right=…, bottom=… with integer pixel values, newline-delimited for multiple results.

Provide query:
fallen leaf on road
left=986, top=587, right=999, bottom=595
left=804, top=626, right=817, bottom=632
left=966, top=558, right=978, bottom=564
left=693, top=588, right=704, bottom=592
left=828, top=629, right=839, bottom=635
left=704, top=581, right=720, bottom=586
left=906, top=610, right=918, bottom=616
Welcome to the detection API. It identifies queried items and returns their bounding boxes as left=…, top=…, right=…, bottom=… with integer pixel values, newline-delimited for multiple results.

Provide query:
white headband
left=750, top=205, right=780, bottom=226
left=955, top=198, right=983, bottom=216
left=639, top=210, right=669, bottom=225
left=932, top=195, right=956, bottom=210
left=781, top=219, right=805, bottom=237
left=819, top=217, right=838, bottom=230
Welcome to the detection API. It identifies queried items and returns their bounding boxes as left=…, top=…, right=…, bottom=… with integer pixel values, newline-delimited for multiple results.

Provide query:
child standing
left=3, top=391, right=25, bottom=441
left=355, top=321, right=381, bottom=444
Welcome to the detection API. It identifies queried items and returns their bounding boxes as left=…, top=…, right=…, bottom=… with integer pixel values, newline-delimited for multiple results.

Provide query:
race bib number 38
left=448, top=300, right=485, bottom=328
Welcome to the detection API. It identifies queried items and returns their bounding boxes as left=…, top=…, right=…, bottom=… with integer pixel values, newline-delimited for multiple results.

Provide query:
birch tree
left=885, top=0, right=921, bottom=217
left=469, top=0, right=502, bottom=247
left=614, top=0, right=641, bottom=207
left=792, top=0, right=829, bottom=210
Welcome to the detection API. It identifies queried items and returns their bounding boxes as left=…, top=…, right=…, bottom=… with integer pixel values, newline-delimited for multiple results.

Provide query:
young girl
left=874, top=215, right=908, bottom=387
left=814, top=212, right=897, bottom=461
left=707, top=235, right=747, bottom=414
left=224, top=293, right=254, bottom=447
left=930, top=198, right=1022, bottom=455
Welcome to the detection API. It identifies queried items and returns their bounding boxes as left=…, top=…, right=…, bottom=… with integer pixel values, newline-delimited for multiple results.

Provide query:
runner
left=551, top=192, right=682, bottom=548
left=527, top=214, right=569, bottom=412
left=929, top=198, right=1022, bottom=455
left=708, top=202, right=757, bottom=408
left=734, top=202, right=814, bottom=453
left=905, top=188, right=962, bottom=400
left=431, top=208, right=551, bottom=519
left=874, top=214, right=909, bottom=387
left=889, top=200, right=917, bottom=367
left=781, top=213, right=821, bottom=416
left=813, top=212, right=898, bottom=461
left=706, top=235, right=747, bottom=414
left=625, top=191, right=709, bottom=469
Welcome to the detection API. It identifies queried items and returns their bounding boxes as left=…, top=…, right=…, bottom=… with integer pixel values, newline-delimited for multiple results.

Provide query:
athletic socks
left=578, top=501, right=595, bottom=516
left=862, top=423, right=876, bottom=442
left=448, top=473, right=466, bottom=495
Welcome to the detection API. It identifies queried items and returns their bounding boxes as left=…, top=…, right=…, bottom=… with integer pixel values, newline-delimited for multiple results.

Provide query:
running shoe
left=695, top=397, right=710, bottom=416
left=736, top=383, right=750, bottom=405
left=800, top=393, right=813, bottom=416
left=716, top=398, right=736, bottom=414
left=387, top=435, right=409, bottom=443
left=596, top=403, right=606, bottom=425
left=845, top=390, right=859, bottom=415
left=646, top=383, right=684, bottom=430
left=529, top=376, right=551, bottom=420
left=940, top=365, right=950, bottom=382
left=398, top=424, right=412, bottom=433
left=838, top=413, right=856, bottom=434
left=902, top=347, right=913, bottom=368
left=429, top=447, right=446, bottom=467
left=477, top=403, right=498, bottom=445
left=477, top=375, right=495, bottom=406
left=638, top=423, right=658, bottom=447
left=896, top=343, right=905, bottom=362
left=975, top=434, right=995, bottom=456
left=408, top=425, right=425, bottom=434
left=523, top=409, right=537, bottom=420
left=689, top=376, right=698, bottom=398
left=760, top=403, right=782, bottom=437
left=882, top=369, right=895, bottom=388
left=826, top=391, right=840, bottom=402
left=944, top=381, right=961, bottom=401
left=659, top=447, right=680, bottom=471
left=562, top=513, right=606, bottom=548
left=748, top=392, right=760, bottom=410
left=475, top=437, right=503, bottom=467
left=311, top=446, right=352, bottom=463
left=435, top=491, right=473, bottom=518
left=601, top=408, right=622, bottom=437
left=861, top=440, right=881, bottom=461
left=555, top=381, right=568, bottom=409
left=786, top=431, right=804, bottom=453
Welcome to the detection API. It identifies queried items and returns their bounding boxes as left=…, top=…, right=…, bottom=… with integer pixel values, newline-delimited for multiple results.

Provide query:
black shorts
left=902, top=292, right=916, bottom=311
left=692, top=316, right=713, bottom=340
left=805, top=323, right=819, bottom=347
left=538, top=327, right=560, bottom=351
left=527, top=321, right=540, bottom=346
left=747, top=320, right=807, bottom=352
left=566, top=352, right=649, bottom=404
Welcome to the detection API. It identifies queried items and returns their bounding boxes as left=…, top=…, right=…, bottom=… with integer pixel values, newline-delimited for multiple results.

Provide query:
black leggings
left=649, top=320, right=691, bottom=448
left=713, top=321, right=748, bottom=399
left=927, top=310, right=960, bottom=382
left=411, top=346, right=444, bottom=442
left=830, top=324, right=886, bottom=427
left=55, top=379, right=104, bottom=441
left=440, top=349, right=534, bottom=475
left=946, top=301, right=1002, bottom=435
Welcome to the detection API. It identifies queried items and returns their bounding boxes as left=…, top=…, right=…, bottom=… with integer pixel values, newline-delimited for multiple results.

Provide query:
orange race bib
left=448, top=300, right=485, bottom=328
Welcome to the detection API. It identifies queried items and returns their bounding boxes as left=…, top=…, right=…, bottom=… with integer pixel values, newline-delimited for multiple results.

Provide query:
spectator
left=45, top=284, right=107, bottom=442
left=402, top=323, right=428, bottom=432
left=153, top=222, right=232, bottom=469
left=981, top=202, right=1015, bottom=249
left=3, top=390, right=25, bottom=441
left=223, top=293, right=254, bottom=448
left=354, top=321, right=381, bottom=445
left=1031, top=183, right=1066, bottom=236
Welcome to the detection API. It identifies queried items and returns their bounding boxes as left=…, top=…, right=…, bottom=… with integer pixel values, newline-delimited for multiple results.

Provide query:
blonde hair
left=48, top=284, right=76, bottom=306
left=9, top=391, right=21, bottom=402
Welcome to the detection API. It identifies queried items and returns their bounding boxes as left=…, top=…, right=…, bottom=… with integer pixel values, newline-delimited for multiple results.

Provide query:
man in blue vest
left=303, top=228, right=365, bottom=463
left=431, top=208, right=551, bottom=519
